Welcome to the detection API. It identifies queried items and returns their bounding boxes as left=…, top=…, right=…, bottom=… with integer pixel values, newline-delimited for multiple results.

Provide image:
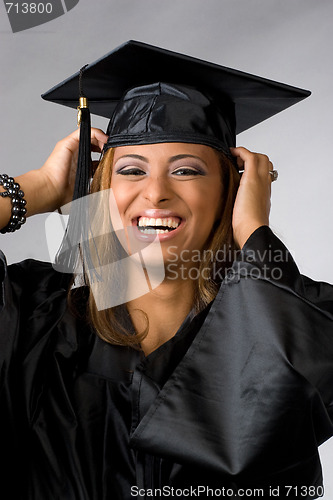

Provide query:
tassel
left=55, top=66, right=100, bottom=282
left=73, top=95, right=92, bottom=201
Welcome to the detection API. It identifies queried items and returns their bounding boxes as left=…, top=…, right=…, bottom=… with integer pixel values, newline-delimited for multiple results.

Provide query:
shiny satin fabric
left=0, top=226, right=333, bottom=499
left=103, top=82, right=236, bottom=161
left=41, top=40, right=311, bottom=137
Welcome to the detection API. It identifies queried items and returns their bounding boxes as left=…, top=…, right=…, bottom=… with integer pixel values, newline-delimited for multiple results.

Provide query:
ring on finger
left=269, top=170, right=278, bottom=182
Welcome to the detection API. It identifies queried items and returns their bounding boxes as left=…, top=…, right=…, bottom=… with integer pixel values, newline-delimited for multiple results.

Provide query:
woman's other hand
left=230, top=147, right=273, bottom=249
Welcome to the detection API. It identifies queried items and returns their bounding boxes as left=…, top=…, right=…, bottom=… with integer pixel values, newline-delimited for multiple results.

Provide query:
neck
left=127, top=277, right=196, bottom=356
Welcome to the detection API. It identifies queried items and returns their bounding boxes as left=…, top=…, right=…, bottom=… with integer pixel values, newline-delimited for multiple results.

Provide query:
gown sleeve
left=129, top=226, right=333, bottom=493
left=0, top=250, right=71, bottom=494
left=0, top=250, right=16, bottom=370
left=239, top=225, right=333, bottom=315
left=0, top=250, right=70, bottom=374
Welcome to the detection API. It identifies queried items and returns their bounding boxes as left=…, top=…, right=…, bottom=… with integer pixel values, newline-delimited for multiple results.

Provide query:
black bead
left=0, top=176, right=26, bottom=233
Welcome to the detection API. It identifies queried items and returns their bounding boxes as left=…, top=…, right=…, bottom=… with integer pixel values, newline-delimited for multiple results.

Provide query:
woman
left=1, top=41, right=332, bottom=499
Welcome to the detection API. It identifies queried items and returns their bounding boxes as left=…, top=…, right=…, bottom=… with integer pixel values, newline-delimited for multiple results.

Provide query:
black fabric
left=103, top=82, right=236, bottom=160
left=1, top=227, right=333, bottom=499
left=41, top=40, right=311, bottom=136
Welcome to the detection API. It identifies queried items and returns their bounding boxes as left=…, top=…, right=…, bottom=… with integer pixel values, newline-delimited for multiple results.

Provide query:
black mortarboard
left=42, top=40, right=311, bottom=184
left=41, top=41, right=311, bottom=275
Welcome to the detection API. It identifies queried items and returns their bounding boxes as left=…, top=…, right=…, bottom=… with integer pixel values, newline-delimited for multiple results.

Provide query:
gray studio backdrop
left=1, top=0, right=332, bottom=496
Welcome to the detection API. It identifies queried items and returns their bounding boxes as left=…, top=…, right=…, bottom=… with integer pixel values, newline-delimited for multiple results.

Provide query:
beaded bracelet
left=0, top=174, right=27, bottom=234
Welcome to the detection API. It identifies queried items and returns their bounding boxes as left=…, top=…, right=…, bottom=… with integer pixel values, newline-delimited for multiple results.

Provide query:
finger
left=230, top=146, right=252, bottom=161
left=231, top=147, right=271, bottom=167
left=236, top=156, right=245, bottom=170
left=230, top=147, right=260, bottom=170
left=254, top=157, right=274, bottom=181
left=230, top=147, right=260, bottom=177
left=231, top=147, right=274, bottom=178
left=60, top=128, right=107, bottom=153
left=229, top=147, right=246, bottom=171
left=91, top=128, right=108, bottom=151
left=254, top=156, right=275, bottom=181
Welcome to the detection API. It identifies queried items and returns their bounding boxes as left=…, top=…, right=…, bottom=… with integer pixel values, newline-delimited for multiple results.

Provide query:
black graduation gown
left=1, top=226, right=333, bottom=500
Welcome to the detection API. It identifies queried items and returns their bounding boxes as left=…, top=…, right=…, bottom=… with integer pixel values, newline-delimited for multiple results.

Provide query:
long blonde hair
left=69, top=146, right=240, bottom=348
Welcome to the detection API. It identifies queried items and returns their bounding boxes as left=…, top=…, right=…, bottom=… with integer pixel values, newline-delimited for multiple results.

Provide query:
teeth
left=138, top=217, right=180, bottom=228
left=138, top=228, right=171, bottom=234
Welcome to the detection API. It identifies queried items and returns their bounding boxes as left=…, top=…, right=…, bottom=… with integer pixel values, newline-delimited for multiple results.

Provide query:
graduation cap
left=42, top=39, right=311, bottom=201
left=41, top=40, right=311, bottom=275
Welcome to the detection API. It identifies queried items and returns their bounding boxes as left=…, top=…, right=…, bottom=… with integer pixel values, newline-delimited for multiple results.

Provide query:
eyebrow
left=114, top=153, right=207, bottom=166
left=115, top=154, right=148, bottom=162
left=169, top=154, right=207, bottom=166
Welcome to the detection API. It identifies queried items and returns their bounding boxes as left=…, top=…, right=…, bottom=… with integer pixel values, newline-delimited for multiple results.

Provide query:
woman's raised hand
left=230, top=147, right=274, bottom=249
left=0, top=128, right=107, bottom=231
left=40, top=128, right=108, bottom=210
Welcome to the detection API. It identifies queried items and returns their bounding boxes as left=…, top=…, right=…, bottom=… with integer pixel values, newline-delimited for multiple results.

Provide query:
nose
left=141, top=175, right=173, bottom=205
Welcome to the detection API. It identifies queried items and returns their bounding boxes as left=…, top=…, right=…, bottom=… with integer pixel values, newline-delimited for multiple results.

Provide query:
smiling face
left=110, top=142, right=223, bottom=265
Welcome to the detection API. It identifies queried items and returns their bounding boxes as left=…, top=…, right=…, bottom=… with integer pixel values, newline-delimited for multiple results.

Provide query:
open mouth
left=136, top=216, right=181, bottom=234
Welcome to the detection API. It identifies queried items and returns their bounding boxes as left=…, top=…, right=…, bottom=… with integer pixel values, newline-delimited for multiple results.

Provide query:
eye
left=172, top=167, right=203, bottom=176
left=116, top=167, right=146, bottom=176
